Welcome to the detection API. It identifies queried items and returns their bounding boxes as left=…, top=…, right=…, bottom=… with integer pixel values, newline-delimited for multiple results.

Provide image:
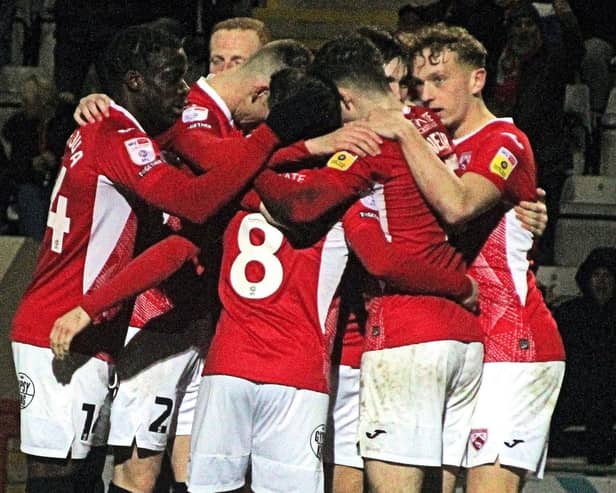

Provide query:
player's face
left=412, top=48, right=480, bottom=138
left=141, top=47, right=189, bottom=135
left=384, top=56, right=408, bottom=103
left=209, top=29, right=262, bottom=75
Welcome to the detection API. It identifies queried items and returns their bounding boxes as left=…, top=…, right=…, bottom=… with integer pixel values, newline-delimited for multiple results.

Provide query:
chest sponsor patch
left=182, top=106, right=209, bottom=123
left=489, top=146, right=518, bottom=180
left=124, top=137, right=156, bottom=165
left=327, top=151, right=357, bottom=171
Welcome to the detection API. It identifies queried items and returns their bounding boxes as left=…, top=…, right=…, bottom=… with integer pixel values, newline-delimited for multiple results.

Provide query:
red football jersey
left=253, top=141, right=482, bottom=351
left=452, top=118, right=564, bottom=362
left=205, top=176, right=385, bottom=393
left=11, top=103, right=250, bottom=349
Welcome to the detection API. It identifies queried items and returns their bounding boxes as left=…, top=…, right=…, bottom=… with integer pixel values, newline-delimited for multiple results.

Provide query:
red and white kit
left=251, top=136, right=483, bottom=467
left=11, top=102, right=249, bottom=459
left=453, top=118, right=565, bottom=475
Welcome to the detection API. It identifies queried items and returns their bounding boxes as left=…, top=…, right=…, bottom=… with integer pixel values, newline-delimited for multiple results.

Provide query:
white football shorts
left=12, top=342, right=111, bottom=459
left=358, top=340, right=484, bottom=467
left=324, top=364, right=363, bottom=469
left=463, top=361, right=565, bottom=477
left=107, top=327, right=202, bottom=452
left=188, top=374, right=329, bottom=493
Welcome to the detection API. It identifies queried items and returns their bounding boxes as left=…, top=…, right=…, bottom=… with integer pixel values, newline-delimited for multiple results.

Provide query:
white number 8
left=230, top=213, right=284, bottom=299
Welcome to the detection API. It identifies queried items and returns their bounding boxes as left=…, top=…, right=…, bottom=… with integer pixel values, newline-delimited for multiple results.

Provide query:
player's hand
left=515, top=187, right=548, bottom=238
left=460, top=276, right=479, bottom=313
left=304, top=122, right=382, bottom=157
left=74, top=93, right=114, bottom=126
left=50, top=306, right=92, bottom=359
left=364, top=108, right=411, bottom=140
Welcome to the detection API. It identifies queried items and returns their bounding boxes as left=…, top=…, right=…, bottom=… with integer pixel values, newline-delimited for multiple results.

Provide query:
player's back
left=363, top=140, right=481, bottom=350
left=205, top=208, right=349, bottom=394
left=11, top=106, right=154, bottom=348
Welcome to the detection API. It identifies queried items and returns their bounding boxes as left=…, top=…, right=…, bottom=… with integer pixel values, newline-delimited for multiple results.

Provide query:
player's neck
left=207, top=71, right=239, bottom=111
left=357, top=92, right=402, bottom=119
left=451, top=99, right=495, bottom=140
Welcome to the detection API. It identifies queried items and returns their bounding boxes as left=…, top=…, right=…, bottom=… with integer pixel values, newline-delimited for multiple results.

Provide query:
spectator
left=568, top=0, right=615, bottom=124
left=2, top=73, right=58, bottom=241
left=551, top=247, right=616, bottom=464
left=484, top=0, right=584, bottom=265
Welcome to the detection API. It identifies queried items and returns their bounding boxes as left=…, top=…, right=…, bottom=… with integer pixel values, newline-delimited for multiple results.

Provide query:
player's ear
left=338, top=87, right=354, bottom=112
left=125, top=70, right=144, bottom=91
left=469, top=67, right=486, bottom=96
left=251, top=84, right=270, bottom=103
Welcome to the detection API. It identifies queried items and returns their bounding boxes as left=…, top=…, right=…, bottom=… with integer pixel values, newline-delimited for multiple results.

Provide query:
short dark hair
left=310, top=34, right=390, bottom=94
left=100, top=25, right=183, bottom=96
left=241, top=39, right=314, bottom=77
left=355, top=26, right=407, bottom=65
left=268, top=67, right=342, bottom=139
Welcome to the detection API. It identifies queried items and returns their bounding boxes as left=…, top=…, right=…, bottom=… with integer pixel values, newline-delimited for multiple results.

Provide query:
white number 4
left=46, top=167, right=71, bottom=253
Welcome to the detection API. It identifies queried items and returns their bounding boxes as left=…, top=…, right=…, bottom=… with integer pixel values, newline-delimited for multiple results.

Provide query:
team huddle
left=11, top=17, right=563, bottom=493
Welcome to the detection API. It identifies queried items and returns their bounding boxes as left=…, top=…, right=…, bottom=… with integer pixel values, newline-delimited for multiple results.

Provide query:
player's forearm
left=173, top=124, right=280, bottom=173
left=397, top=124, right=476, bottom=225
left=254, top=169, right=366, bottom=225
left=81, top=235, right=199, bottom=319
left=349, top=227, right=472, bottom=301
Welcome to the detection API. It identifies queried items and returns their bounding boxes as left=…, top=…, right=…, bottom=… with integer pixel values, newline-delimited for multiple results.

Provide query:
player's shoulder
left=482, top=119, right=531, bottom=151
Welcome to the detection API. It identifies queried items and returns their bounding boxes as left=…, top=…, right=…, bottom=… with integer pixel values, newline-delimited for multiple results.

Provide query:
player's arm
left=343, top=200, right=478, bottom=311
left=49, top=235, right=200, bottom=358
left=253, top=164, right=372, bottom=225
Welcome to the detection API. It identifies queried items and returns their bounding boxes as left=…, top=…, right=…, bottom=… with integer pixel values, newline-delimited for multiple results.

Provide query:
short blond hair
left=210, top=17, right=272, bottom=47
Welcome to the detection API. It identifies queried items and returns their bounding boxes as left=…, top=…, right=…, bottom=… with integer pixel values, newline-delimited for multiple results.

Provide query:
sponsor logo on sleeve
left=327, top=151, right=358, bottom=171
left=489, top=146, right=518, bottom=180
left=182, top=106, right=209, bottom=123
left=124, top=137, right=156, bottom=165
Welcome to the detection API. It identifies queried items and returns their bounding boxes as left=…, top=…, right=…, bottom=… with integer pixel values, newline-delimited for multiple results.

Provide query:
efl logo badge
left=182, top=105, right=209, bottom=123
left=327, top=151, right=357, bottom=171
left=310, top=424, right=326, bottom=460
left=470, top=428, right=488, bottom=451
left=124, top=137, right=156, bottom=165
left=489, top=147, right=518, bottom=180
left=18, top=373, right=35, bottom=409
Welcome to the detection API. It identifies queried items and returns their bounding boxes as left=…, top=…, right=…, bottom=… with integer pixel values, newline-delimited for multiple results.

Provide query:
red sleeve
left=268, top=141, right=311, bottom=168
left=240, top=188, right=261, bottom=211
left=462, top=128, right=535, bottom=201
left=103, top=126, right=280, bottom=224
left=168, top=122, right=281, bottom=173
left=343, top=198, right=472, bottom=301
left=253, top=163, right=373, bottom=225
left=80, top=235, right=200, bottom=319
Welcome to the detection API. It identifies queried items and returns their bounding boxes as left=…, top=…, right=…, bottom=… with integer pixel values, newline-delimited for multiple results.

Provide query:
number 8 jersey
left=204, top=188, right=379, bottom=394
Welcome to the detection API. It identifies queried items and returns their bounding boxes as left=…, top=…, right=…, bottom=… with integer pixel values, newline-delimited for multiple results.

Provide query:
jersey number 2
left=230, top=213, right=284, bottom=299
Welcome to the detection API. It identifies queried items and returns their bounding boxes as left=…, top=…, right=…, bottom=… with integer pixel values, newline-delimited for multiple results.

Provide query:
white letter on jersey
left=230, top=213, right=284, bottom=299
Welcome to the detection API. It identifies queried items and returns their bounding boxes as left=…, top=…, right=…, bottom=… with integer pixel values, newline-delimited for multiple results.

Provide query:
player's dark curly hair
left=310, top=34, right=390, bottom=94
left=99, top=25, right=183, bottom=97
